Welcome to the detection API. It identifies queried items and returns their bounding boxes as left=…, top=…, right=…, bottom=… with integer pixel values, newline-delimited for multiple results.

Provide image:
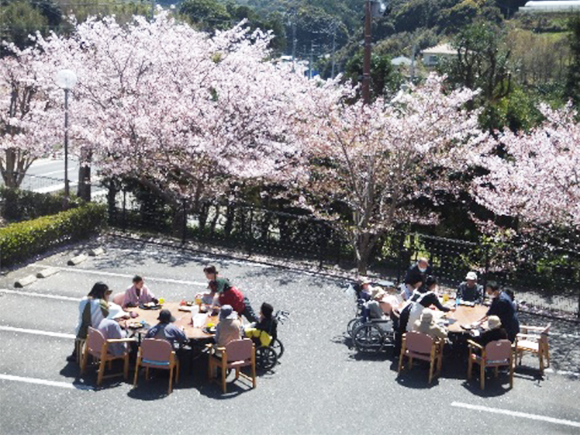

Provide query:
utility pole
left=151, top=0, right=155, bottom=21
left=309, top=42, right=315, bottom=79
left=362, top=0, right=372, bottom=104
left=331, top=21, right=337, bottom=79
left=291, top=8, right=297, bottom=64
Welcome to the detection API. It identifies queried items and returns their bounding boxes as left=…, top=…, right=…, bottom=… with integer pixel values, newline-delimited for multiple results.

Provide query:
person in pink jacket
left=122, top=275, right=158, bottom=308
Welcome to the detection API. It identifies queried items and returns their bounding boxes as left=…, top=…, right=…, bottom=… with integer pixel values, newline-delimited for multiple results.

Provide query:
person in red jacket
left=209, top=278, right=258, bottom=323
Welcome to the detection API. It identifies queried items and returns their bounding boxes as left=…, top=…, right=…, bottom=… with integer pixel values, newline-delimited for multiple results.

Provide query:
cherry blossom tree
left=34, top=13, right=313, bottom=218
left=0, top=45, right=60, bottom=188
left=298, top=75, right=484, bottom=273
left=471, top=104, right=580, bottom=248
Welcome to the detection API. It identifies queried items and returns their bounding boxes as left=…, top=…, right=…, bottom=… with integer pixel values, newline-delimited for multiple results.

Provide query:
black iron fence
left=109, top=194, right=580, bottom=318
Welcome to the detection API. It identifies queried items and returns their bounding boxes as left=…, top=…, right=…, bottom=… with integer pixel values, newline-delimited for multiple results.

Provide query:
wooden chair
left=468, top=339, right=514, bottom=390
left=207, top=339, right=256, bottom=393
left=515, top=324, right=550, bottom=374
left=112, top=293, right=125, bottom=306
left=133, top=339, right=180, bottom=395
left=80, top=327, right=134, bottom=386
left=398, top=331, right=443, bottom=384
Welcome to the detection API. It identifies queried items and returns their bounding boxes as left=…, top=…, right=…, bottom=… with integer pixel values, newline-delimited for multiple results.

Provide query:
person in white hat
left=455, top=271, right=483, bottom=304
left=97, top=304, right=131, bottom=356
left=472, top=315, right=508, bottom=347
left=411, top=310, right=447, bottom=341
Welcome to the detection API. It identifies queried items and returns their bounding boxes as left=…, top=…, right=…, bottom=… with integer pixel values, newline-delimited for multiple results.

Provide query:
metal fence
left=109, top=194, right=580, bottom=318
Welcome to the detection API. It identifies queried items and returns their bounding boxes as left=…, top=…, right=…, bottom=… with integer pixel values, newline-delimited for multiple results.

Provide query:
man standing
left=456, top=271, right=484, bottom=304
left=210, top=278, right=258, bottom=323
left=404, top=257, right=432, bottom=291
left=478, top=283, right=520, bottom=342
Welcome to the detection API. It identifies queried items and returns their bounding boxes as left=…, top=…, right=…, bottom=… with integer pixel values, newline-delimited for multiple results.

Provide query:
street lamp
left=56, top=69, right=77, bottom=208
left=362, top=1, right=388, bottom=104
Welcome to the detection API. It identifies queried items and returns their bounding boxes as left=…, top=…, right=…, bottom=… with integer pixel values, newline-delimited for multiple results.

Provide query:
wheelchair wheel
left=353, top=323, right=386, bottom=353
left=347, top=318, right=364, bottom=337
left=256, top=346, right=278, bottom=370
left=271, top=338, right=284, bottom=359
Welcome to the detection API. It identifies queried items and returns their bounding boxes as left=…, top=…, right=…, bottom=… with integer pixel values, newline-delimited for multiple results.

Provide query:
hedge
left=0, top=203, right=107, bottom=267
left=0, top=187, right=68, bottom=222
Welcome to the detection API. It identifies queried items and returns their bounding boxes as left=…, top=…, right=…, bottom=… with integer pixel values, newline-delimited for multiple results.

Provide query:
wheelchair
left=254, top=310, right=289, bottom=370
left=352, top=316, right=395, bottom=353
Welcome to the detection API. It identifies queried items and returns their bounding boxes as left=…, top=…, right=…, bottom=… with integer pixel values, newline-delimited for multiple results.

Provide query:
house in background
left=421, top=43, right=457, bottom=68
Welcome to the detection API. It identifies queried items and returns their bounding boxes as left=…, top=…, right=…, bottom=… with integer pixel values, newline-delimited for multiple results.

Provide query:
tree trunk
left=77, top=148, right=92, bottom=202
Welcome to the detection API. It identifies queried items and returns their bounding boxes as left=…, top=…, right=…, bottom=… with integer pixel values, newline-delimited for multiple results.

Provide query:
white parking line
left=28, top=265, right=208, bottom=286
left=0, top=288, right=80, bottom=302
left=545, top=368, right=580, bottom=378
left=0, top=374, right=93, bottom=391
left=0, top=325, right=75, bottom=340
left=451, top=402, right=580, bottom=428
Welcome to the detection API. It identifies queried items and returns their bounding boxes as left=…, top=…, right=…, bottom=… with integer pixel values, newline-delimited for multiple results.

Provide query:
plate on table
left=203, top=326, right=217, bottom=334
left=139, top=302, right=162, bottom=310
left=127, top=321, right=144, bottom=329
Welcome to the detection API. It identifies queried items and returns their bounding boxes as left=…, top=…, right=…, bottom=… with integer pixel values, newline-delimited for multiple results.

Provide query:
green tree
left=565, top=17, right=580, bottom=107
left=0, top=1, right=49, bottom=51
left=179, top=0, right=232, bottom=32
left=345, top=50, right=403, bottom=99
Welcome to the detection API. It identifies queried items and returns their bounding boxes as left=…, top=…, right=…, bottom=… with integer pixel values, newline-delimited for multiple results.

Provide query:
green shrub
left=0, top=187, right=72, bottom=222
left=0, top=203, right=107, bottom=267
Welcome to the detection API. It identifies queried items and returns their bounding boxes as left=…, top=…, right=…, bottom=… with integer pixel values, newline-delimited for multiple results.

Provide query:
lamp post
left=56, top=69, right=77, bottom=208
left=362, top=1, right=388, bottom=105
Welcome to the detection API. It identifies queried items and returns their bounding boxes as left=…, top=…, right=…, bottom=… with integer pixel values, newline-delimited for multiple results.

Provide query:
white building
left=421, top=43, right=457, bottom=67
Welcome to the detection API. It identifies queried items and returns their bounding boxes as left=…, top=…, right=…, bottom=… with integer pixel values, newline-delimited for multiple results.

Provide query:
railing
left=108, top=194, right=580, bottom=319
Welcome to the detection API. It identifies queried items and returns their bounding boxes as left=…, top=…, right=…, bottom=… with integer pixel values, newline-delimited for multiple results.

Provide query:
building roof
left=422, top=43, right=456, bottom=56
left=520, top=1, right=580, bottom=12
left=391, top=56, right=412, bottom=66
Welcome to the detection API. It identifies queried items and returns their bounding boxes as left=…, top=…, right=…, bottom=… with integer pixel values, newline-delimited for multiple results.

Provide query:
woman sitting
left=404, top=276, right=450, bottom=333
left=215, top=305, right=243, bottom=348
left=472, top=315, right=508, bottom=347
left=411, top=310, right=447, bottom=341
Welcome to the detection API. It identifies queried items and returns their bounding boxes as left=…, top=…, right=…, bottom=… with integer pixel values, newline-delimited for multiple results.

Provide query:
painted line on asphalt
left=28, top=265, right=208, bottom=286
left=0, top=374, right=93, bottom=391
left=0, top=288, right=80, bottom=302
left=451, top=402, right=580, bottom=428
left=34, top=182, right=78, bottom=194
left=545, top=368, right=580, bottom=378
left=0, top=325, right=75, bottom=340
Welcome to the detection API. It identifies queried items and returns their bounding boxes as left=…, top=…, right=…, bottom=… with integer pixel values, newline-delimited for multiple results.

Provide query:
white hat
left=107, top=303, right=128, bottom=320
left=465, top=271, right=478, bottom=281
left=420, top=310, right=434, bottom=324
left=488, top=315, right=501, bottom=330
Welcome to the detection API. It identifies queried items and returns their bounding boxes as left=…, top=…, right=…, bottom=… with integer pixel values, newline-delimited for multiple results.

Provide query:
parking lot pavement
left=1, top=237, right=580, bottom=434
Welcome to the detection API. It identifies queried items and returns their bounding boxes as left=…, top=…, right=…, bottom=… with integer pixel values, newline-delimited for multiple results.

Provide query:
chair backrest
left=405, top=331, right=434, bottom=354
left=540, top=323, right=551, bottom=345
left=112, top=293, right=125, bottom=306
left=141, top=338, right=173, bottom=364
left=485, top=340, right=512, bottom=362
left=87, top=327, right=106, bottom=357
left=225, top=339, right=253, bottom=363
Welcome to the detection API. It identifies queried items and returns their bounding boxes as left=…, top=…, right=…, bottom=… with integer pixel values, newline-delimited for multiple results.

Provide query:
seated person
left=123, top=275, right=158, bottom=308
left=98, top=305, right=130, bottom=356
left=472, top=315, right=508, bottom=347
left=400, top=277, right=422, bottom=302
left=456, top=271, right=484, bottom=304
left=411, top=310, right=447, bottom=341
left=145, top=309, right=187, bottom=348
left=215, top=305, right=243, bottom=348
left=246, top=302, right=278, bottom=346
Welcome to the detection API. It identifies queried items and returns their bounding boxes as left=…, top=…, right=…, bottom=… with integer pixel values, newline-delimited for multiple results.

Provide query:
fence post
left=182, top=199, right=187, bottom=245
left=247, top=207, right=253, bottom=255
left=122, top=189, right=127, bottom=232
left=397, top=232, right=405, bottom=284
left=483, top=245, right=490, bottom=291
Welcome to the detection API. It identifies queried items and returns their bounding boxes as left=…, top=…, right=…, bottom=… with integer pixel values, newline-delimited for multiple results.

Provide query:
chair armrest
left=467, top=340, right=483, bottom=350
left=107, top=338, right=137, bottom=343
left=520, top=325, right=545, bottom=332
left=516, top=333, right=540, bottom=340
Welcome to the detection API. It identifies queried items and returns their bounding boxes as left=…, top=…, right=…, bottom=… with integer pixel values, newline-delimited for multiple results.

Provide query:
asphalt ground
left=1, top=236, right=580, bottom=435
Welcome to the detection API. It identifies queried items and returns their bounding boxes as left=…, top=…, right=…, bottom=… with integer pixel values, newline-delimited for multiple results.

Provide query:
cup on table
left=442, top=293, right=449, bottom=303
left=195, top=296, right=202, bottom=306
left=158, top=297, right=165, bottom=305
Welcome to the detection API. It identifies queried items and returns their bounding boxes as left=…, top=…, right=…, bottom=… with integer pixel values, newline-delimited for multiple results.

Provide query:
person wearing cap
left=456, top=271, right=484, bottom=304
left=215, top=305, right=243, bottom=347
left=98, top=304, right=131, bottom=356
left=402, top=276, right=450, bottom=333
left=411, top=310, right=448, bottom=341
left=122, top=275, right=158, bottom=308
left=68, top=282, right=112, bottom=362
left=472, top=315, right=508, bottom=347
left=210, top=278, right=258, bottom=323
left=145, top=309, right=187, bottom=348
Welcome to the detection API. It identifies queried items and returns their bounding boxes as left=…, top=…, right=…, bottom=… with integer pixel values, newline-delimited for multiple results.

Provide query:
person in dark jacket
left=210, top=278, right=258, bottom=323
left=472, top=315, right=508, bottom=347
left=456, top=271, right=484, bottom=304
left=478, top=282, right=520, bottom=342
left=404, top=257, right=432, bottom=292
left=255, top=302, right=278, bottom=343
